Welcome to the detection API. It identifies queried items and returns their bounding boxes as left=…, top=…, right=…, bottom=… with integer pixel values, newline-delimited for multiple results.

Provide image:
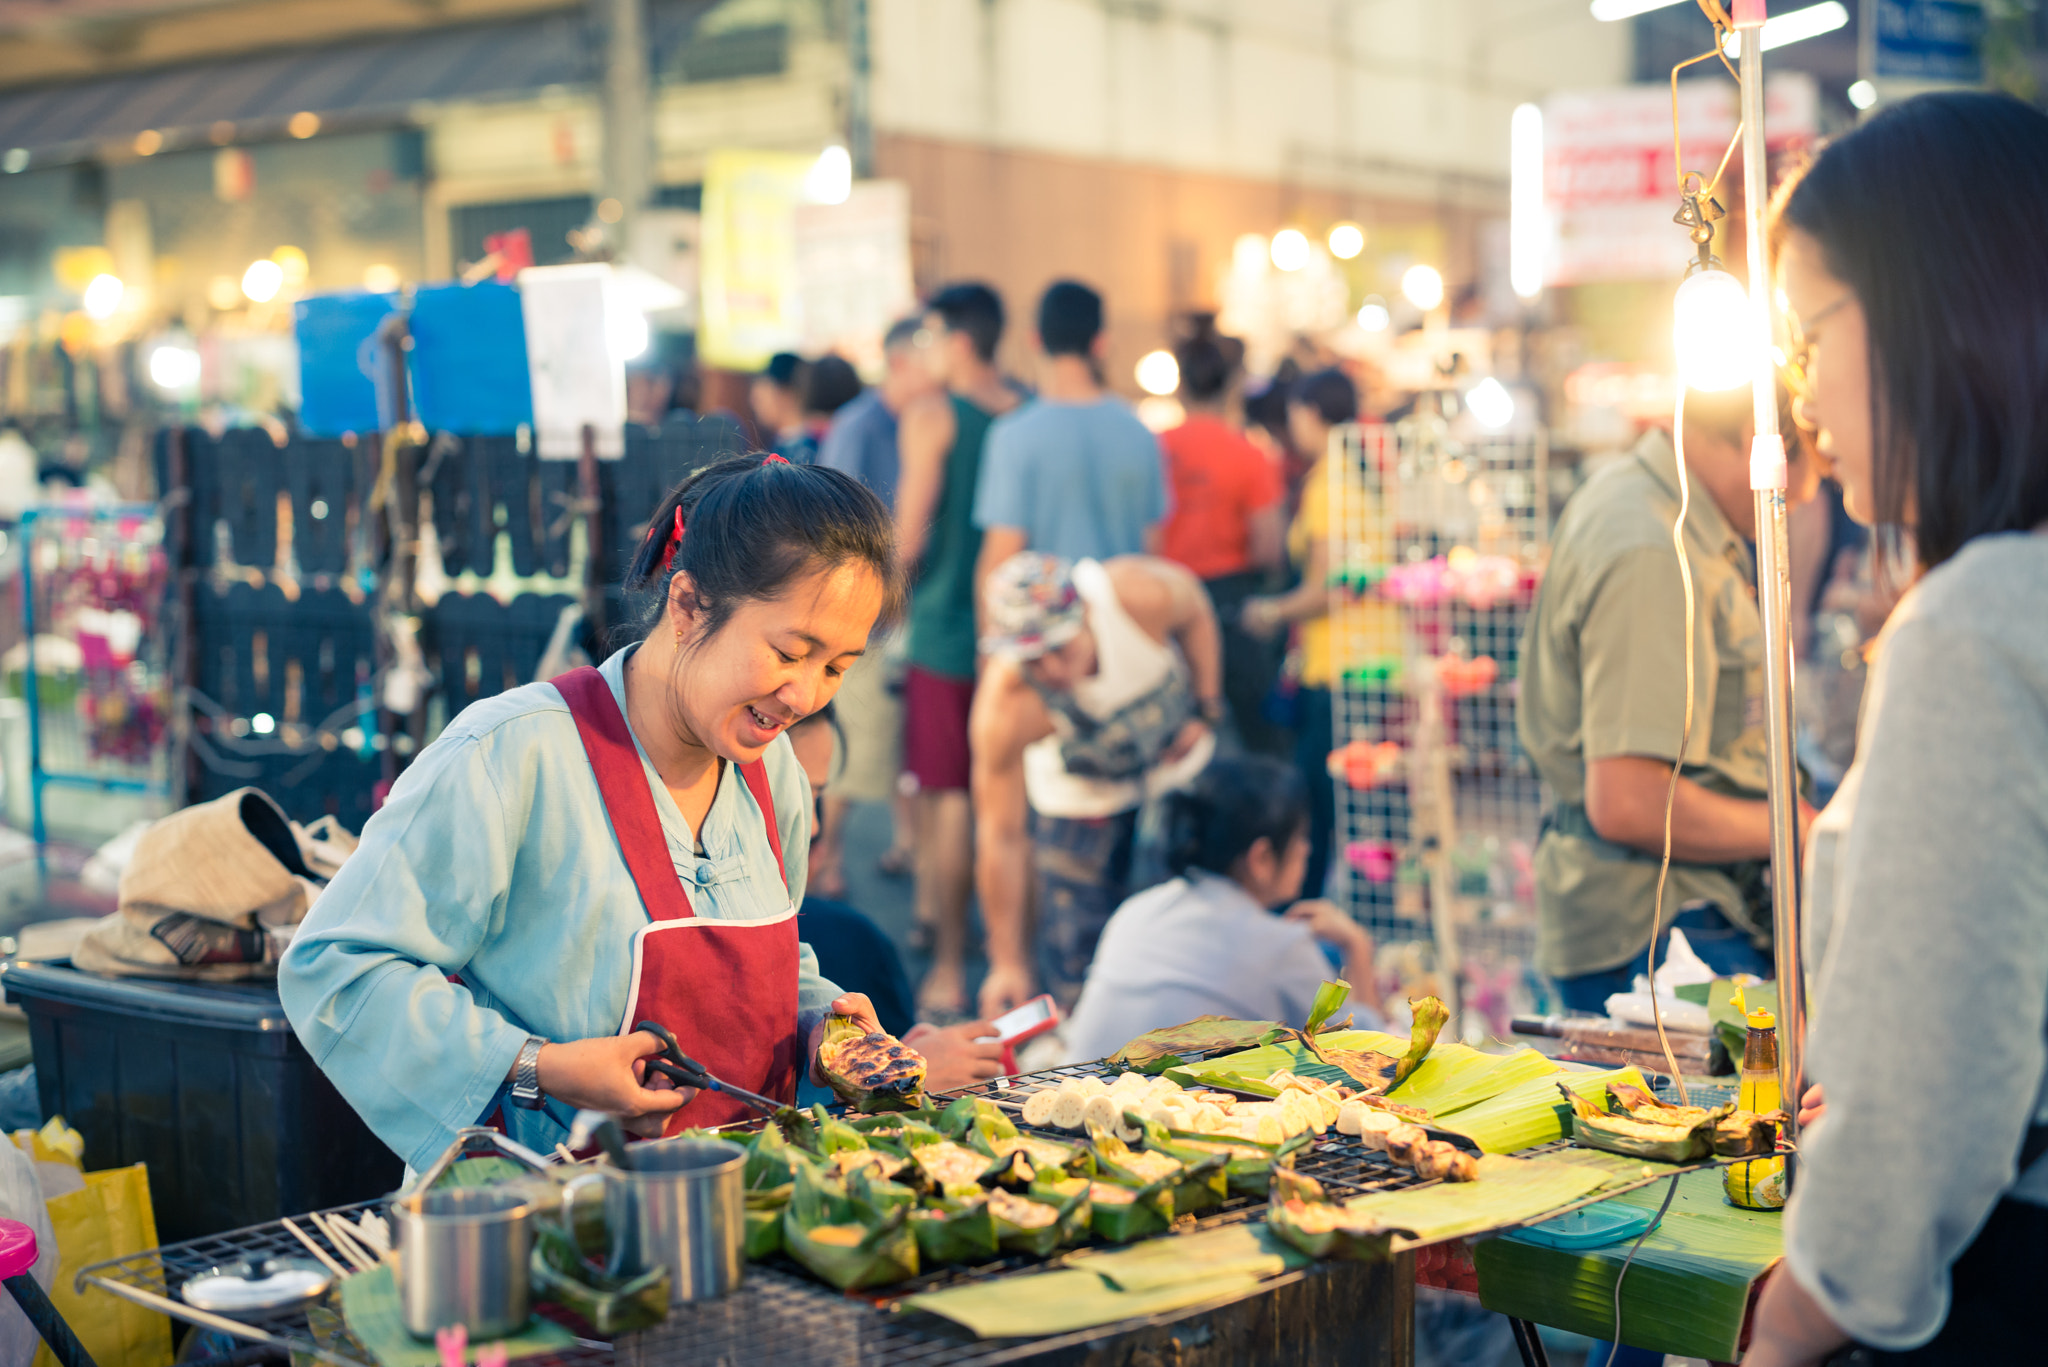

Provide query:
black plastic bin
left=1, top=960, right=404, bottom=1244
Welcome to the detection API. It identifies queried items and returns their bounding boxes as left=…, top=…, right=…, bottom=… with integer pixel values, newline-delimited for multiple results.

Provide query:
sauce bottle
left=1724, top=988, right=1787, bottom=1210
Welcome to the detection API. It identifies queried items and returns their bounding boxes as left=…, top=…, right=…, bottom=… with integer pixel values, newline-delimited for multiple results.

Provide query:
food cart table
left=1476, top=1167, right=1784, bottom=1364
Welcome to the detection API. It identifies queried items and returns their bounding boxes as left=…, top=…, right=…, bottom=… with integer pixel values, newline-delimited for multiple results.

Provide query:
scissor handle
left=633, top=1020, right=684, bottom=1062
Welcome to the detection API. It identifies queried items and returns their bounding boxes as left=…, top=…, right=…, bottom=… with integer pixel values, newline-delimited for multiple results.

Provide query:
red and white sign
left=1541, top=73, right=1817, bottom=286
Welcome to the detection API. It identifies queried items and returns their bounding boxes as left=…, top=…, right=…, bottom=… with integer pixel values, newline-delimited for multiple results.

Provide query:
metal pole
left=599, top=0, right=652, bottom=253
left=1734, top=1, right=1808, bottom=1157
left=849, top=0, right=874, bottom=178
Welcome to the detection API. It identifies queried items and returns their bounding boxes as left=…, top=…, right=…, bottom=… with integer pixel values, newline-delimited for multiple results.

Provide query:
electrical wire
left=1600, top=1173, right=1685, bottom=1367
left=1646, top=391, right=1700, bottom=1108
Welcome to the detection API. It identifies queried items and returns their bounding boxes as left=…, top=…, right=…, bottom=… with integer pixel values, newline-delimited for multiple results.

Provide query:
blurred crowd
left=717, top=275, right=1402, bottom=1083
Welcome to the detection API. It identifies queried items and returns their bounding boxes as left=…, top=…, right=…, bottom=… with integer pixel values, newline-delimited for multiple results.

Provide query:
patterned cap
left=980, top=552, right=1086, bottom=660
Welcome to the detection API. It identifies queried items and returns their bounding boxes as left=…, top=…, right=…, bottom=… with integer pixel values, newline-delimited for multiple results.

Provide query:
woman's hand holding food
left=904, top=1020, right=1005, bottom=1092
left=808, top=992, right=882, bottom=1083
left=535, top=1034, right=694, bottom=1137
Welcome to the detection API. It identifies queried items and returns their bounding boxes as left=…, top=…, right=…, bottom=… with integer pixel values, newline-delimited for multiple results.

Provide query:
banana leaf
left=1340, top=1154, right=1614, bottom=1244
left=1607, top=1082, right=1716, bottom=1128
left=1107, top=1016, right=1291, bottom=1070
left=815, top=1110, right=871, bottom=1157
left=1142, top=1117, right=1309, bottom=1197
left=972, top=1130, right=1092, bottom=1184
left=1432, top=1065, right=1653, bottom=1154
left=1035, top=1173, right=1172, bottom=1244
left=859, top=1118, right=947, bottom=1157
left=828, top=1148, right=909, bottom=1184
left=788, top=1155, right=853, bottom=1224
left=746, top=1119, right=800, bottom=1189
left=1474, top=1166, right=1784, bottom=1363
left=817, top=1014, right=927, bottom=1113
left=1267, top=1168, right=1408, bottom=1264
left=850, top=1105, right=947, bottom=1135
left=1090, top=1123, right=1227, bottom=1215
left=781, top=1203, right=920, bottom=1290
left=1559, top=1083, right=1727, bottom=1163
left=1392, top=996, right=1451, bottom=1087
left=910, top=1196, right=1001, bottom=1265
left=848, top=1164, right=920, bottom=1222
left=773, top=1104, right=820, bottom=1153
left=1389, top=1044, right=1561, bottom=1116
left=530, top=1223, right=671, bottom=1336
left=1076, top=1222, right=1310, bottom=1292
left=937, top=1095, right=1018, bottom=1141
left=743, top=1181, right=791, bottom=1259
left=988, top=1184, right=1090, bottom=1257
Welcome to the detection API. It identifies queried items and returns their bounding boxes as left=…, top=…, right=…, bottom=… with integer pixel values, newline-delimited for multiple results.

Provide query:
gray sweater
left=1786, top=532, right=2048, bottom=1350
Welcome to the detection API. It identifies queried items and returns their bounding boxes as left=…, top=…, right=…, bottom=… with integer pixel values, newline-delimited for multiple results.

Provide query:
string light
left=1402, top=264, right=1445, bottom=312
left=1327, top=223, right=1366, bottom=259
left=1673, top=268, right=1754, bottom=391
left=1466, top=377, right=1516, bottom=429
left=1269, top=229, right=1310, bottom=272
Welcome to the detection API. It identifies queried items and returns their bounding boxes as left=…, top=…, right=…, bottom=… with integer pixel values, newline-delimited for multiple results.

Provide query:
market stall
left=66, top=992, right=1776, bottom=1367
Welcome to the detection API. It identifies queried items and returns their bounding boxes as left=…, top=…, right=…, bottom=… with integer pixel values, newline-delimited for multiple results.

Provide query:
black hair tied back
left=1162, top=755, right=1310, bottom=880
left=624, top=455, right=904, bottom=644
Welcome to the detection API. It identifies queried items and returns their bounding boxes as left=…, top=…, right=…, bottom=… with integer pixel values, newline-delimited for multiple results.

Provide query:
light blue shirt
left=817, top=388, right=901, bottom=508
left=972, top=396, right=1168, bottom=560
left=278, top=647, right=839, bottom=1171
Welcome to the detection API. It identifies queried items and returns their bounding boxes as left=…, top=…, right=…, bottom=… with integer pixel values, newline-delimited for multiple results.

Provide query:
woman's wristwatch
left=510, top=1036, right=548, bottom=1110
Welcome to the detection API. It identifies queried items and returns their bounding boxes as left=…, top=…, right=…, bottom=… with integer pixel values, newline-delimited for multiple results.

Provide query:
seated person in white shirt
left=1061, top=754, right=1383, bottom=1063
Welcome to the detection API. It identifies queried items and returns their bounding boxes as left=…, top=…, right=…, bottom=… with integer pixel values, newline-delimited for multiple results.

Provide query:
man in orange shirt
left=1157, top=321, right=1288, bottom=755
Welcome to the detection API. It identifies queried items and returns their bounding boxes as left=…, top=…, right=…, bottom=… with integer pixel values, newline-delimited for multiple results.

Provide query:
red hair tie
left=762, top=453, right=789, bottom=466
left=661, top=505, right=684, bottom=571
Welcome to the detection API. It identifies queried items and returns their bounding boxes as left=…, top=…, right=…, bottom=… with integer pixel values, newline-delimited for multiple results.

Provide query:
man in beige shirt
left=1517, top=386, right=1821, bottom=1012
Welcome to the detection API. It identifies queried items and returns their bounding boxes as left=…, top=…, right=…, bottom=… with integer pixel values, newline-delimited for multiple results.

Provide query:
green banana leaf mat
left=1473, top=1166, right=1783, bottom=1362
left=338, top=1265, right=577, bottom=1366
left=898, top=1225, right=1308, bottom=1338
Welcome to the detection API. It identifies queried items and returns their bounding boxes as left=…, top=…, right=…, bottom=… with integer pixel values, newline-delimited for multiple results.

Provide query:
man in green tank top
left=895, top=283, right=1021, bottom=1017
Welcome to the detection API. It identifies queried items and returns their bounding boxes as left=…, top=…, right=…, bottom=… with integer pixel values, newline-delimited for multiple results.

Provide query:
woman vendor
left=1744, top=93, right=2048, bottom=1364
left=280, top=456, right=902, bottom=1171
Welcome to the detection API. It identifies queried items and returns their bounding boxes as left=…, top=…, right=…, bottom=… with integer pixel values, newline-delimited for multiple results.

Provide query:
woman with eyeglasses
left=1746, top=93, right=2048, bottom=1365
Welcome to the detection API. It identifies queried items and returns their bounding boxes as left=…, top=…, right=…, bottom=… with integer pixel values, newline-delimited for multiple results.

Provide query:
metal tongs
left=633, top=1019, right=781, bottom=1115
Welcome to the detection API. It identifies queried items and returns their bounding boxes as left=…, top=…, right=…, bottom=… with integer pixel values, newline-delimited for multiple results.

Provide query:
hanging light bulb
left=1269, top=229, right=1311, bottom=272
left=1672, top=268, right=1754, bottom=391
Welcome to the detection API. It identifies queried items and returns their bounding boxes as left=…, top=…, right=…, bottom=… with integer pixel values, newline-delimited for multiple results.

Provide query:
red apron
left=552, top=666, right=801, bottom=1132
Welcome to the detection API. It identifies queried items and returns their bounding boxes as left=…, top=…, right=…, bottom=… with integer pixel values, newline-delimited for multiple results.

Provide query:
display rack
left=1325, top=415, right=1549, bottom=1032
left=18, top=502, right=175, bottom=845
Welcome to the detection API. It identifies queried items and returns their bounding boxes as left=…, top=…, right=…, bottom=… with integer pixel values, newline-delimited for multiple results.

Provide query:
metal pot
left=391, top=1128, right=555, bottom=1340
left=568, top=1136, right=746, bottom=1304
left=392, top=1185, right=536, bottom=1339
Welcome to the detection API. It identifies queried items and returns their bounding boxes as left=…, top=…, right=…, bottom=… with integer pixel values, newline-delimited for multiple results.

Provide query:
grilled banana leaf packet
left=909, top=1196, right=1002, bottom=1265
left=817, top=1015, right=929, bottom=1113
left=937, top=1095, right=1019, bottom=1141
left=1140, top=1116, right=1310, bottom=1197
left=987, top=1184, right=1091, bottom=1257
left=780, top=1162, right=921, bottom=1290
left=1088, top=1123, right=1228, bottom=1215
left=530, top=1224, right=672, bottom=1336
left=1265, top=1170, right=1409, bottom=1264
left=1037, top=1172, right=1174, bottom=1244
left=1557, top=1082, right=1729, bottom=1163
left=971, top=1129, right=1093, bottom=1186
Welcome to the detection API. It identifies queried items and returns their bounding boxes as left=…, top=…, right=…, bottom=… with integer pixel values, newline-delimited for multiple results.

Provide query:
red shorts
left=902, top=665, right=975, bottom=793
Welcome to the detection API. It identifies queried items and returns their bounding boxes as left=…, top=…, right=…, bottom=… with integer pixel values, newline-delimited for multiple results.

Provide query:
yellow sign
left=699, top=149, right=813, bottom=371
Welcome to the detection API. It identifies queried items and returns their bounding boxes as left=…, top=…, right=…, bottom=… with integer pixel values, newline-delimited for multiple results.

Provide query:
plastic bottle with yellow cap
left=1724, top=986, right=1787, bottom=1209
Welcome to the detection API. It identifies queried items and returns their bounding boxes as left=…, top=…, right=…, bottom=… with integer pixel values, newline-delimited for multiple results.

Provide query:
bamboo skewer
left=308, top=1211, right=378, bottom=1272
left=329, top=1216, right=382, bottom=1272
left=281, top=1218, right=352, bottom=1280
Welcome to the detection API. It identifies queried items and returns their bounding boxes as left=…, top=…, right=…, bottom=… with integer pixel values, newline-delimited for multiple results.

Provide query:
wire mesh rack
left=75, top=1063, right=1707, bottom=1366
left=1325, top=416, right=1550, bottom=1037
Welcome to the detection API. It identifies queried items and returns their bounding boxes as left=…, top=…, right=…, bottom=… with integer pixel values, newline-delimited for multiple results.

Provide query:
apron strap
left=553, top=666, right=694, bottom=923
left=552, top=664, right=790, bottom=916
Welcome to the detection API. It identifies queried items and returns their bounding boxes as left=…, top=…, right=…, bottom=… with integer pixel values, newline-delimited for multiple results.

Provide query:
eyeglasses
left=1781, top=293, right=1853, bottom=398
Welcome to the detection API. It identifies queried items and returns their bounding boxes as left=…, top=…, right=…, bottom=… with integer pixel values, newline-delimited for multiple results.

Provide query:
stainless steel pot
left=569, top=1137, right=746, bottom=1303
left=392, top=1185, right=536, bottom=1339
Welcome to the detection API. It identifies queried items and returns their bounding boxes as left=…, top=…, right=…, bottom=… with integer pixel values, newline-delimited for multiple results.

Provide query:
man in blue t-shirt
left=970, top=280, right=1168, bottom=628
left=817, top=316, right=932, bottom=508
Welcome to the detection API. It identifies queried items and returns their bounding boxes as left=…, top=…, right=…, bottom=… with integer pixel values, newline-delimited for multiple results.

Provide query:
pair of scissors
left=632, top=1020, right=782, bottom=1115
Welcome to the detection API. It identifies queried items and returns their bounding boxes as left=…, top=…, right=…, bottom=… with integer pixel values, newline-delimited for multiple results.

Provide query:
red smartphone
left=990, top=994, right=1060, bottom=1074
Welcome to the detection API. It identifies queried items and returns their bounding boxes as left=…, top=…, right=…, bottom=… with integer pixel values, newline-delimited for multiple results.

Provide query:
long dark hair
left=1162, top=756, right=1309, bottom=880
left=1771, top=92, right=2048, bottom=569
left=624, top=456, right=904, bottom=645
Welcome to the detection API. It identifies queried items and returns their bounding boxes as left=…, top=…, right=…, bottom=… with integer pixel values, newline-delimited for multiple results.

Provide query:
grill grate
left=76, top=1063, right=1708, bottom=1365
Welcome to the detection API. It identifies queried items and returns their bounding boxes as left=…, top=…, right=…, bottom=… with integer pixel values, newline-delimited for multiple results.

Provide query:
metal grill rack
left=1325, top=418, right=1550, bottom=1037
left=76, top=1064, right=1712, bottom=1367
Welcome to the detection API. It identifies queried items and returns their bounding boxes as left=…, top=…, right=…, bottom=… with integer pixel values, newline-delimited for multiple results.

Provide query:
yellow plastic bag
left=16, top=1118, right=171, bottom=1367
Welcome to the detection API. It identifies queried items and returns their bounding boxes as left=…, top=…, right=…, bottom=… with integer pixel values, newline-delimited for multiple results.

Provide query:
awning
left=0, top=0, right=714, bottom=165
